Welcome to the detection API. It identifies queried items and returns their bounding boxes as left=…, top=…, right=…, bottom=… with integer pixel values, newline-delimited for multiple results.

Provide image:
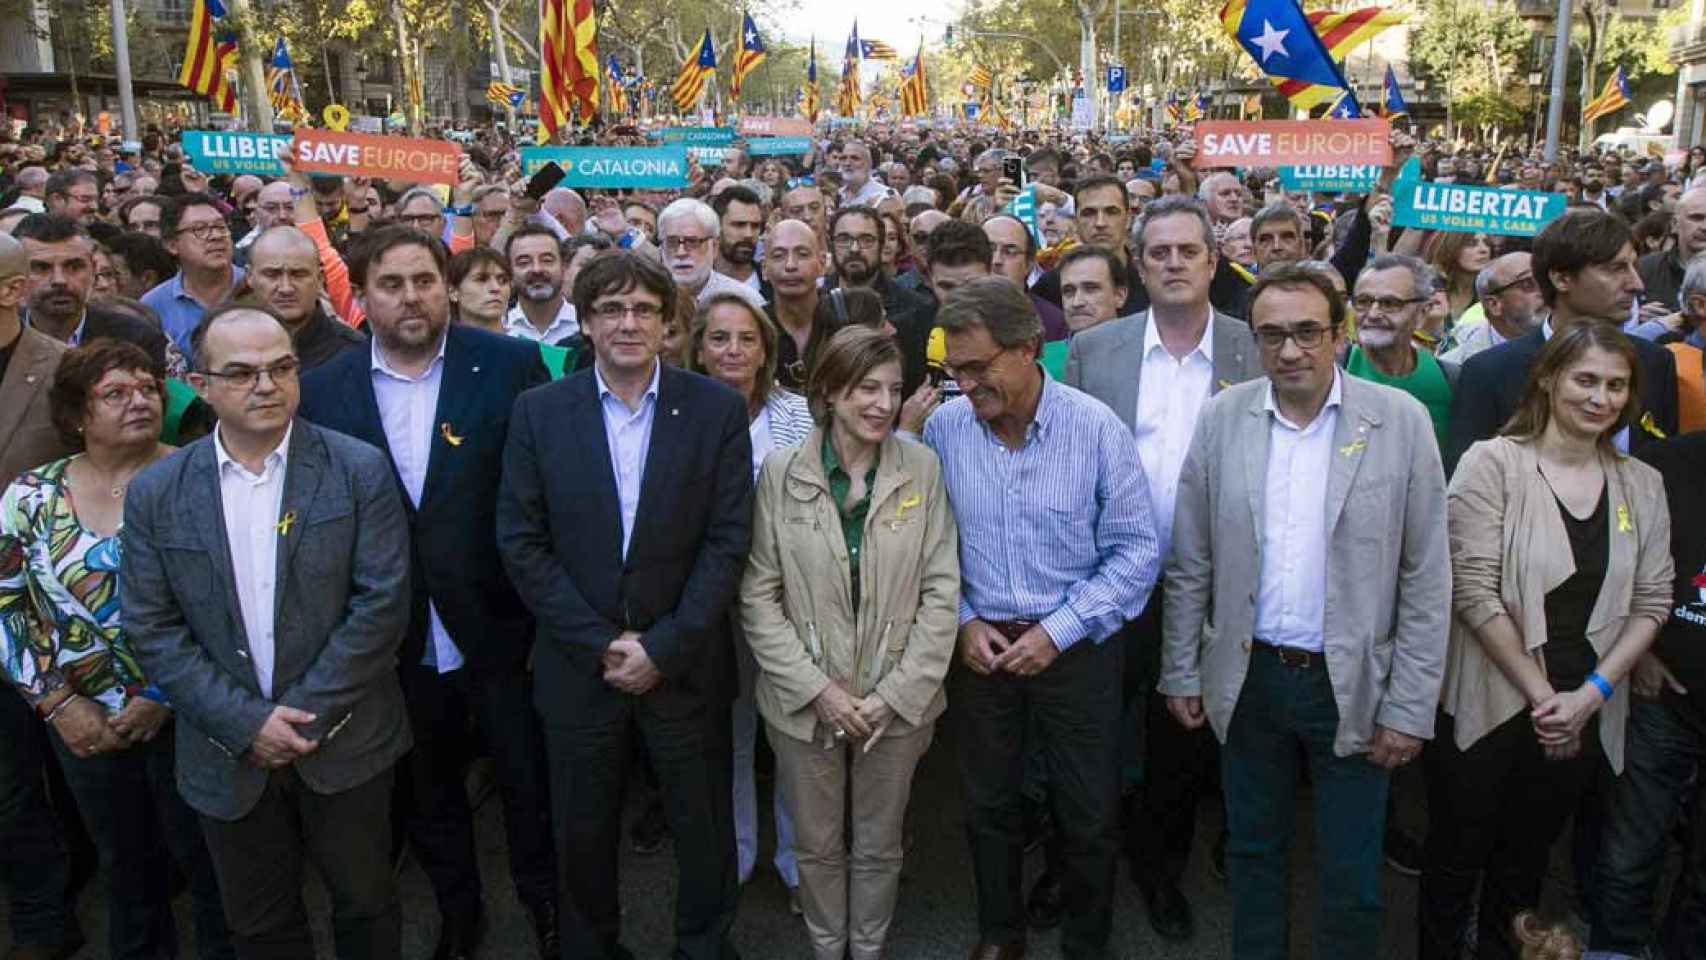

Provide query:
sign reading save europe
left=182, top=131, right=291, bottom=176
left=1390, top=157, right=1566, bottom=237
left=520, top=146, right=690, bottom=188
left=1192, top=119, right=1391, bottom=169
left=292, top=130, right=463, bottom=184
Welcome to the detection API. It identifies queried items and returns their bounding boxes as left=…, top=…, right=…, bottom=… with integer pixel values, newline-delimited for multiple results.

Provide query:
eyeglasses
left=590, top=301, right=664, bottom=322
left=832, top=234, right=880, bottom=251
left=1253, top=324, right=1330, bottom=350
left=941, top=348, right=1008, bottom=384
left=400, top=213, right=443, bottom=230
left=1485, top=274, right=1538, bottom=297
left=1349, top=295, right=1423, bottom=314
left=199, top=358, right=300, bottom=391
left=176, top=220, right=231, bottom=241
left=910, top=231, right=933, bottom=247
left=786, top=176, right=816, bottom=189
left=94, top=381, right=161, bottom=408
left=661, top=236, right=712, bottom=254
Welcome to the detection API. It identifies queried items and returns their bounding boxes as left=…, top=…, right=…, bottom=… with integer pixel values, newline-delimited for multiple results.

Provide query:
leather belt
left=1252, top=639, right=1324, bottom=670
left=986, top=619, right=1039, bottom=643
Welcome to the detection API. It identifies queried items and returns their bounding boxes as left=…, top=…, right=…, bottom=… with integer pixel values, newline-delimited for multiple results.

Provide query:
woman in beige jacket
left=1420, top=323, right=1674, bottom=960
left=739, top=327, right=960, bottom=960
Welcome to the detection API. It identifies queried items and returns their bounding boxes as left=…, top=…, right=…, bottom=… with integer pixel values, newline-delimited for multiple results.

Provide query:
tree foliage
left=1409, top=0, right=1532, bottom=103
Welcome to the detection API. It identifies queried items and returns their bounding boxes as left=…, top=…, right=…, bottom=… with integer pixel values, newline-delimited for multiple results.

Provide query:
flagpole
left=109, top=0, right=139, bottom=143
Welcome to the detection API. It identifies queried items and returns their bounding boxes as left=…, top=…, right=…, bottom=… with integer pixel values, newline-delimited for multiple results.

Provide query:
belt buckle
left=1270, top=643, right=1313, bottom=669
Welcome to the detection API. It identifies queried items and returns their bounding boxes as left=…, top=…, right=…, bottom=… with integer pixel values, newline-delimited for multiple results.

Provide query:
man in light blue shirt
left=140, top=192, right=244, bottom=363
left=923, top=276, right=1160, bottom=960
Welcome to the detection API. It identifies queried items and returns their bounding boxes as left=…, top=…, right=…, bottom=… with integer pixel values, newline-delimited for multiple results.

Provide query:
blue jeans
left=1221, top=648, right=1389, bottom=960
left=1591, top=694, right=1706, bottom=958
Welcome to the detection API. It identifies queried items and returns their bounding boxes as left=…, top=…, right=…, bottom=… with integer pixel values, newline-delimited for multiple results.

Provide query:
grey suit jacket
left=122, top=419, right=413, bottom=821
left=1062, top=309, right=1263, bottom=433
left=0, top=329, right=72, bottom=486
left=1158, top=375, right=1451, bottom=757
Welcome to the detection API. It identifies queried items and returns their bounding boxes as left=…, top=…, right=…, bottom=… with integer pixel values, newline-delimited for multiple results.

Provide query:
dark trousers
left=1420, top=708, right=1602, bottom=960
left=1222, top=647, right=1389, bottom=960
left=200, top=766, right=401, bottom=960
left=1592, top=695, right=1706, bottom=956
left=399, top=664, right=557, bottom=925
left=50, top=722, right=234, bottom=960
left=544, top=690, right=739, bottom=960
left=1123, top=586, right=1217, bottom=884
left=0, top=688, right=71, bottom=947
left=951, top=635, right=1122, bottom=959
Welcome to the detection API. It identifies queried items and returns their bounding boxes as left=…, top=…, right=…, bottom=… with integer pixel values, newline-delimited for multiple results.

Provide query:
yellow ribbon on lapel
left=276, top=511, right=298, bottom=536
left=440, top=422, right=465, bottom=447
left=1617, top=504, right=1633, bottom=533
left=1640, top=412, right=1667, bottom=439
left=1339, top=438, right=1366, bottom=458
left=895, top=493, right=921, bottom=519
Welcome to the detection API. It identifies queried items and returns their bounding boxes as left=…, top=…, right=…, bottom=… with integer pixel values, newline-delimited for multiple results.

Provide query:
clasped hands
left=51, top=695, right=173, bottom=759
left=958, top=619, right=1059, bottom=678
left=811, top=681, right=894, bottom=752
left=603, top=630, right=662, bottom=695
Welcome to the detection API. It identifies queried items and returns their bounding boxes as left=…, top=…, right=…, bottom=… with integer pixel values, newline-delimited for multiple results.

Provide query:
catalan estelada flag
left=968, top=65, right=993, bottom=91
left=1221, top=0, right=1401, bottom=112
left=860, top=38, right=899, bottom=61
left=1582, top=66, right=1632, bottom=123
left=899, top=43, right=927, bottom=117
left=488, top=81, right=523, bottom=107
left=838, top=24, right=861, bottom=116
left=672, top=29, right=717, bottom=113
left=732, top=13, right=766, bottom=99
left=266, top=37, right=308, bottom=124
left=179, top=0, right=238, bottom=114
left=801, top=37, right=821, bottom=121
left=606, top=57, right=629, bottom=115
left=1381, top=64, right=1408, bottom=119
left=541, top=0, right=599, bottom=135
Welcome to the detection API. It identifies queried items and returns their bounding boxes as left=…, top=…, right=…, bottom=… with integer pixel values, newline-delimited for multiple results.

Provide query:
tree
left=1409, top=0, right=1530, bottom=139
left=1453, top=92, right=1524, bottom=139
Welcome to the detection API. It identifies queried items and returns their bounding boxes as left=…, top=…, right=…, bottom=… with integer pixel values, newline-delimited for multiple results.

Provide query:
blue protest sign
left=747, top=136, right=813, bottom=156
left=181, top=130, right=291, bottom=175
left=658, top=126, right=736, bottom=145
left=688, top=145, right=733, bottom=166
left=1004, top=184, right=1045, bottom=247
left=1391, top=161, right=1565, bottom=237
left=520, top=145, right=690, bottom=187
left=1278, top=164, right=1382, bottom=194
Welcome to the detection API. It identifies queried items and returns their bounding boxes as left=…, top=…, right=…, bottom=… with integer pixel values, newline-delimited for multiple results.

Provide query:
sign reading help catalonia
left=520, top=146, right=691, bottom=188
left=182, top=131, right=292, bottom=176
left=1390, top=157, right=1566, bottom=237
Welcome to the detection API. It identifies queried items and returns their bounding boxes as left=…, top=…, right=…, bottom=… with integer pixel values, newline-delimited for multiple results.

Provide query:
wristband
left=445, top=204, right=474, bottom=217
left=1587, top=671, right=1613, bottom=701
left=43, top=694, right=80, bottom=724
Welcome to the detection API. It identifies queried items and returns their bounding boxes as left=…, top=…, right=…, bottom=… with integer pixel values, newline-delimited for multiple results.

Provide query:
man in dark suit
left=14, top=214, right=174, bottom=373
left=1444, top=208, right=1680, bottom=475
left=298, top=225, right=558, bottom=960
left=498, top=250, right=753, bottom=960
left=122, top=304, right=413, bottom=960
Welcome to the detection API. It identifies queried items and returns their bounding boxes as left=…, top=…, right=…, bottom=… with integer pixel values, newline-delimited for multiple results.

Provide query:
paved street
left=5, top=719, right=1594, bottom=959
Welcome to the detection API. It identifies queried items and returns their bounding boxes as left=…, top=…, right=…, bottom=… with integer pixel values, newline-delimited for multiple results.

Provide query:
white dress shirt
left=215, top=422, right=291, bottom=698
left=503, top=299, right=579, bottom=345
left=1133, top=311, right=1215, bottom=556
left=748, top=405, right=774, bottom=482
left=1253, top=372, right=1342, bottom=653
left=597, top=360, right=661, bottom=559
left=370, top=336, right=464, bottom=673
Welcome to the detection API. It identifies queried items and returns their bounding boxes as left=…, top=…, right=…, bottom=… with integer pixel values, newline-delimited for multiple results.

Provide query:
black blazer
left=298, top=326, right=549, bottom=674
left=1443, top=326, right=1680, bottom=476
left=496, top=362, right=754, bottom=724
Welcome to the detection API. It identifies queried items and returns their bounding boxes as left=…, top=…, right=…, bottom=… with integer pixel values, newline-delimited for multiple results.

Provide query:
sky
left=779, top=0, right=962, bottom=51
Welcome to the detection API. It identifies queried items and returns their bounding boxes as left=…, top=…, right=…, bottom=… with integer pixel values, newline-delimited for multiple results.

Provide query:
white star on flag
left=1252, top=19, right=1290, bottom=63
left=746, top=29, right=757, bottom=44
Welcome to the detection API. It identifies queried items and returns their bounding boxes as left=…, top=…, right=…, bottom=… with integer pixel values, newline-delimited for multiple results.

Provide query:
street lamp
left=356, top=60, right=369, bottom=115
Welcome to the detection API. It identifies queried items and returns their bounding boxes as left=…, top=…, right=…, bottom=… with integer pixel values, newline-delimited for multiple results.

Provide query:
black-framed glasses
left=661, top=236, right=712, bottom=254
left=831, top=234, right=880, bottom=251
left=199, top=358, right=300, bottom=391
left=1485, top=274, right=1538, bottom=297
left=399, top=213, right=443, bottom=230
left=590, top=302, right=664, bottom=322
left=176, top=220, right=231, bottom=241
left=1349, top=295, right=1424, bottom=314
left=1253, top=324, right=1330, bottom=350
left=941, top=347, right=1008, bottom=384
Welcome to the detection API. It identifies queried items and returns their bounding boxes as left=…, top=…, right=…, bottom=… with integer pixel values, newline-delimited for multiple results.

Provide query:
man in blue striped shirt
left=923, top=277, right=1161, bottom=960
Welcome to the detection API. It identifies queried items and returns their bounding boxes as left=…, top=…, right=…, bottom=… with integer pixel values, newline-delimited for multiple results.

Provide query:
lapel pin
left=1216, top=378, right=1232, bottom=390
left=895, top=493, right=922, bottom=518
left=471, top=365, right=481, bottom=373
left=1640, top=412, right=1667, bottom=439
left=1617, top=504, right=1633, bottom=534
left=671, top=408, right=680, bottom=416
left=275, top=511, right=298, bottom=536
left=1339, top=438, right=1367, bottom=457
left=439, top=422, right=465, bottom=447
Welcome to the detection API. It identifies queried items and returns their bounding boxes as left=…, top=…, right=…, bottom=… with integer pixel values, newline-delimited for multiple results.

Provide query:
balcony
left=1674, top=20, right=1706, bottom=64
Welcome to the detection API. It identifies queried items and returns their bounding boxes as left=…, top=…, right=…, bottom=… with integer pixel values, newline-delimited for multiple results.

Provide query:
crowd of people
left=1, top=111, right=1705, bottom=960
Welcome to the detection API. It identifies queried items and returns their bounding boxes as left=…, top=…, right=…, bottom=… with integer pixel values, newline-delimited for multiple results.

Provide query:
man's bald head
left=16, top=167, right=47, bottom=196
left=543, top=187, right=586, bottom=234
left=1676, top=186, right=1706, bottom=260
left=251, top=225, right=318, bottom=262
left=254, top=181, right=296, bottom=230
left=764, top=219, right=823, bottom=299
left=247, top=227, right=322, bottom=327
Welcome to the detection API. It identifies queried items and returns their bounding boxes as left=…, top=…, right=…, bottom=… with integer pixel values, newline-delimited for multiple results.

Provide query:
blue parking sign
left=1107, top=66, right=1126, bottom=94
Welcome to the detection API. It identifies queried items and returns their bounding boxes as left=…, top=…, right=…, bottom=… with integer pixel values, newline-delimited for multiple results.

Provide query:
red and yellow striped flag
left=179, top=0, right=238, bottom=114
left=541, top=0, right=599, bottom=135
left=1218, top=2, right=1405, bottom=111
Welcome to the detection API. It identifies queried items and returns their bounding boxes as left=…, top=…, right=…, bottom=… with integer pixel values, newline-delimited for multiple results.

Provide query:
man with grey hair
left=11, top=166, right=47, bottom=213
left=1345, top=254, right=1458, bottom=447
left=657, top=197, right=766, bottom=310
left=901, top=185, right=939, bottom=217
left=1198, top=172, right=1245, bottom=226
left=235, top=180, right=299, bottom=265
left=1440, top=252, right=1543, bottom=365
left=882, top=161, right=912, bottom=196
left=542, top=187, right=587, bottom=236
left=837, top=140, right=894, bottom=207
left=926, top=276, right=1160, bottom=960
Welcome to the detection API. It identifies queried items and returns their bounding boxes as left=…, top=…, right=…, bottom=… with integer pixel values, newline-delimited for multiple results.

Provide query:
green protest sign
left=1391, top=157, right=1565, bottom=237
left=1278, top=164, right=1381, bottom=194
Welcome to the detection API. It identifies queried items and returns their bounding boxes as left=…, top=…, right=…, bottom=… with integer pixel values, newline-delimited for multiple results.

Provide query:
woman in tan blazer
left=739, top=327, right=960, bottom=960
left=1421, top=323, right=1674, bottom=960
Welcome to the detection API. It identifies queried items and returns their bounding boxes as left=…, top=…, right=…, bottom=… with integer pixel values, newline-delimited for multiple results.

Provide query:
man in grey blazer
left=1160, top=263, right=1449, bottom=960
left=123, top=304, right=413, bottom=960
left=1065, top=194, right=1262, bottom=941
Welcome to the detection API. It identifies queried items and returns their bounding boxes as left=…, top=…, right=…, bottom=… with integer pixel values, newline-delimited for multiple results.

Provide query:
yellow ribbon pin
left=1217, top=379, right=1232, bottom=391
left=439, top=423, right=465, bottom=447
left=1617, top=504, right=1633, bottom=533
left=322, top=103, right=351, bottom=131
left=1640, top=412, right=1667, bottom=439
left=276, top=511, right=298, bottom=536
left=895, top=494, right=921, bottom=518
left=1339, top=438, right=1366, bottom=457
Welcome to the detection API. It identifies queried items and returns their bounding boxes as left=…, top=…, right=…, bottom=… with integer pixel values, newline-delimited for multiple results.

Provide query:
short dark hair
left=504, top=223, right=568, bottom=260
left=105, top=231, right=177, bottom=283
left=116, top=194, right=164, bottom=227
left=1025, top=147, right=1063, bottom=172
left=44, top=169, right=96, bottom=200
left=1251, top=202, right=1306, bottom=240
left=350, top=225, right=449, bottom=288
left=937, top=275, right=1043, bottom=351
left=1134, top=195, right=1215, bottom=258
left=572, top=249, right=677, bottom=322
left=830, top=204, right=885, bottom=248
left=710, top=185, right=764, bottom=218
left=807, top=325, right=903, bottom=424
left=1248, top=261, right=1346, bottom=333
left=1057, top=246, right=1128, bottom=291
left=48, top=338, right=163, bottom=448
left=925, top=219, right=992, bottom=270
left=190, top=302, right=290, bottom=370
left=160, top=191, right=224, bottom=238
left=448, top=245, right=510, bottom=288
left=1072, top=174, right=1128, bottom=212
left=12, top=213, right=88, bottom=245
left=1532, top=208, right=1632, bottom=307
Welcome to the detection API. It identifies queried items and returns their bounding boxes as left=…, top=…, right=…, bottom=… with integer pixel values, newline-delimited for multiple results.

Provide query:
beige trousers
left=769, top=720, right=935, bottom=960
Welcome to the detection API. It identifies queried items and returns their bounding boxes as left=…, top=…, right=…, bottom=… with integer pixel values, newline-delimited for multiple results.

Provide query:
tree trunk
left=1579, top=2, right=1605, bottom=148
left=321, top=41, right=336, bottom=105
left=391, top=0, right=419, bottom=133
left=223, top=0, right=273, bottom=129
